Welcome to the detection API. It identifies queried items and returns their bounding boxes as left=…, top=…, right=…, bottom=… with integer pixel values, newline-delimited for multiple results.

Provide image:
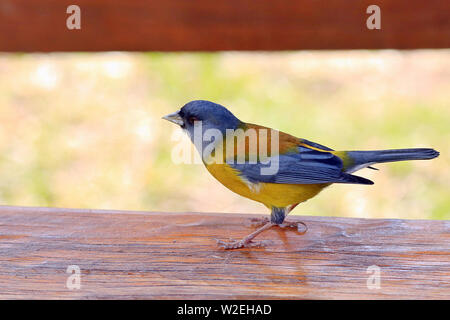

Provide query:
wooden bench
left=0, top=206, right=448, bottom=299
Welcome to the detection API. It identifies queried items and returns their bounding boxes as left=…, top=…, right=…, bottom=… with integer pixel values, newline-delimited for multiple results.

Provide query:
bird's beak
left=162, top=110, right=184, bottom=126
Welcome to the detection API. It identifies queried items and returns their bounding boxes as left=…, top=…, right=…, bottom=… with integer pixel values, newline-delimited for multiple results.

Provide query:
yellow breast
left=205, top=163, right=328, bottom=208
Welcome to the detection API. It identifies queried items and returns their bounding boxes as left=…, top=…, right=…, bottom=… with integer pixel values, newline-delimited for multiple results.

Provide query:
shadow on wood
left=0, top=205, right=448, bottom=299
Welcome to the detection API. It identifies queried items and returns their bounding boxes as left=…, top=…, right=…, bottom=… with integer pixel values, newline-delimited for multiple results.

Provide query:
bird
left=163, top=100, right=439, bottom=249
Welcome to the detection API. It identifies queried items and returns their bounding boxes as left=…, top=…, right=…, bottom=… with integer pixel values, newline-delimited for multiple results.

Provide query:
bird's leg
left=249, top=203, right=302, bottom=227
left=217, top=207, right=285, bottom=249
left=216, top=221, right=275, bottom=250
left=249, top=215, right=307, bottom=234
left=278, top=203, right=308, bottom=233
left=216, top=206, right=307, bottom=249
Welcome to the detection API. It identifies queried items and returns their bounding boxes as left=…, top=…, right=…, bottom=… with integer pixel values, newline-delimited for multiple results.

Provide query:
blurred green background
left=0, top=51, right=448, bottom=220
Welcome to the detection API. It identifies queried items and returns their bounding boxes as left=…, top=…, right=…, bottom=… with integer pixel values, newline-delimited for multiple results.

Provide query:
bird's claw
left=249, top=217, right=307, bottom=234
left=216, top=238, right=270, bottom=250
left=279, top=221, right=308, bottom=234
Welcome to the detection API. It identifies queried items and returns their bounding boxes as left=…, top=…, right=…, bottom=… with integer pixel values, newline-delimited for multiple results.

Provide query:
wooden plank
left=0, top=0, right=449, bottom=52
left=0, top=205, right=448, bottom=299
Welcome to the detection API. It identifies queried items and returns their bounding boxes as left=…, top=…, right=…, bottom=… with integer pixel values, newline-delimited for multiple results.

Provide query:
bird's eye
left=187, top=116, right=198, bottom=125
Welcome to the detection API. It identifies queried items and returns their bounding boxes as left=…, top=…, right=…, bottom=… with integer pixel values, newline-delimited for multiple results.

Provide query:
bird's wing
left=300, top=138, right=334, bottom=151
left=228, top=143, right=373, bottom=185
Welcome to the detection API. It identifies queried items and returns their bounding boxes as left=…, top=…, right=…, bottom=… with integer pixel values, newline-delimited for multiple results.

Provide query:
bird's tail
left=345, top=148, right=439, bottom=173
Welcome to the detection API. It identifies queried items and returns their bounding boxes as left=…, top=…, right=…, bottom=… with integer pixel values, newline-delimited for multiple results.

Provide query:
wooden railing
left=0, top=205, right=448, bottom=299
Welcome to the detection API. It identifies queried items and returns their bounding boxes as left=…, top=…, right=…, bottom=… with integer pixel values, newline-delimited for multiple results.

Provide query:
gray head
left=162, top=100, right=242, bottom=141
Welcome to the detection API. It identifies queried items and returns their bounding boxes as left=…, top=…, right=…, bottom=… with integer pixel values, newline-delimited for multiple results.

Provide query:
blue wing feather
left=229, top=145, right=373, bottom=185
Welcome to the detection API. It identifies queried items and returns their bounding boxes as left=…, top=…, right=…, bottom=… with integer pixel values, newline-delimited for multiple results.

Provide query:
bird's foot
left=248, top=217, right=307, bottom=234
left=216, top=238, right=271, bottom=250
left=278, top=220, right=308, bottom=234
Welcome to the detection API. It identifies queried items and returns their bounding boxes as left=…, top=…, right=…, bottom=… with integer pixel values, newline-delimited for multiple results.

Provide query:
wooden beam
left=0, top=0, right=449, bottom=52
left=0, top=205, right=448, bottom=299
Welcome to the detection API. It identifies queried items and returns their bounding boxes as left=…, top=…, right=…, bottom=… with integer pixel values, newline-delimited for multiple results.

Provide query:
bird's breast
left=204, top=163, right=328, bottom=208
left=205, top=163, right=259, bottom=198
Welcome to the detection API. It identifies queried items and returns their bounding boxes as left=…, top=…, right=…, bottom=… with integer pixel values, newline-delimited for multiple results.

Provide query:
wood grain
left=0, top=0, right=449, bottom=52
left=0, top=205, right=448, bottom=299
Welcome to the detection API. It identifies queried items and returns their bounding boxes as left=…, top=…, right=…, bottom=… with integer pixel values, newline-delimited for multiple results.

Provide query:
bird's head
left=162, top=100, right=241, bottom=142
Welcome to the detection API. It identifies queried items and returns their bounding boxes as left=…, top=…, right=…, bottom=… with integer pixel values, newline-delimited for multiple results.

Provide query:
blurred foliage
left=0, top=51, right=448, bottom=219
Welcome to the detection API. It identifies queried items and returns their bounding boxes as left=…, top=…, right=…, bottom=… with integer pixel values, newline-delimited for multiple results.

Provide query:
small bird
left=163, top=100, right=439, bottom=249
